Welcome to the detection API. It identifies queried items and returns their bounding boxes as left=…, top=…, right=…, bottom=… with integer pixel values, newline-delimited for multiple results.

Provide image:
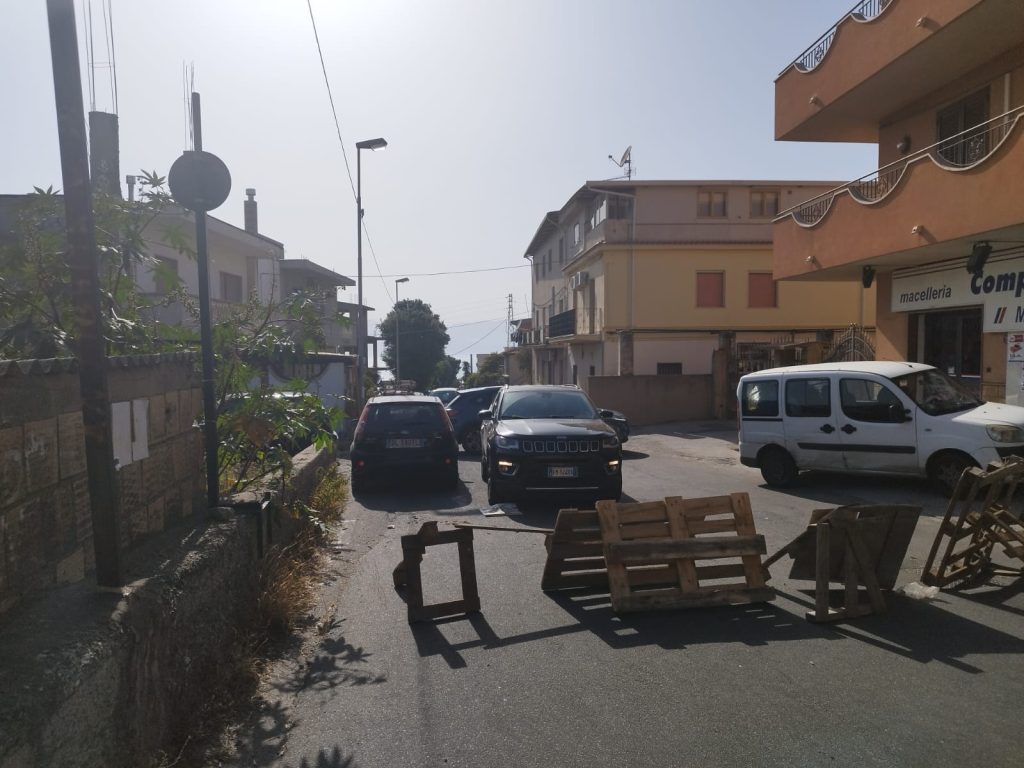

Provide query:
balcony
left=575, top=307, right=603, bottom=337
left=548, top=308, right=576, bottom=339
left=775, top=0, right=1019, bottom=142
left=773, top=106, right=1024, bottom=280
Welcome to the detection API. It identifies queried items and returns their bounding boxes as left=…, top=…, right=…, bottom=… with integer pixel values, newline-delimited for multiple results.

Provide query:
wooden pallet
left=921, top=457, right=1024, bottom=587
left=763, top=505, right=921, bottom=623
left=541, top=508, right=611, bottom=591
left=596, top=493, right=774, bottom=613
left=392, top=521, right=481, bottom=623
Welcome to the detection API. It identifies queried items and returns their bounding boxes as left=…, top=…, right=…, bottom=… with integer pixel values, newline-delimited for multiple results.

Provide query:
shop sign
left=892, top=256, right=1024, bottom=332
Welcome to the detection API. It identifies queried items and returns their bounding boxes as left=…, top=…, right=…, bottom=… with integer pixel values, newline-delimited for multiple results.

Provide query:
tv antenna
left=608, top=145, right=632, bottom=179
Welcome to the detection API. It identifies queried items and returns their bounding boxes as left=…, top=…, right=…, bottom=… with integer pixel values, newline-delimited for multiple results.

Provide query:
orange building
left=773, top=0, right=1024, bottom=404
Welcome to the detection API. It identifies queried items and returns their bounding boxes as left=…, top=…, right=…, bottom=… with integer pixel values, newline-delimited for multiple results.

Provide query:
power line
left=376, top=264, right=529, bottom=278
left=306, top=0, right=393, bottom=303
left=450, top=318, right=509, bottom=356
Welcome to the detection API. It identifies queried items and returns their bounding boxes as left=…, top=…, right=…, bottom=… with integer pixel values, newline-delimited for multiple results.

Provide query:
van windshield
left=891, top=369, right=983, bottom=416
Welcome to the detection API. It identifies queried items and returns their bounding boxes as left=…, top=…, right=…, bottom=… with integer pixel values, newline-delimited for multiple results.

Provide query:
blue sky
left=4, top=1, right=877, bottom=368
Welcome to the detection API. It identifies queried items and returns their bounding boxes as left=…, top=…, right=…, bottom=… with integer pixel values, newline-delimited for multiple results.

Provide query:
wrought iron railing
left=778, top=105, right=1024, bottom=228
left=782, top=0, right=893, bottom=75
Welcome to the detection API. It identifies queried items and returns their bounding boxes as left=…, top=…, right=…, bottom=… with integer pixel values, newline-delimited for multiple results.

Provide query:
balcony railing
left=548, top=308, right=576, bottom=339
left=776, top=105, right=1024, bottom=228
left=781, top=0, right=893, bottom=75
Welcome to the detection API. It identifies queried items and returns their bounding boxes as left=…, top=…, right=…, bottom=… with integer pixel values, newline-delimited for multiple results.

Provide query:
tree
left=377, top=299, right=449, bottom=390
left=431, top=355, right=462, bottom=389
left=463, top=352, right=506, bottom=388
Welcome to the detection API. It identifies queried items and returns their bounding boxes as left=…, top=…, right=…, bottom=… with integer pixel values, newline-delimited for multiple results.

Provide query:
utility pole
left=505, top=293, right=513, bottom=380
left=46, top=0, right=122, bottom=587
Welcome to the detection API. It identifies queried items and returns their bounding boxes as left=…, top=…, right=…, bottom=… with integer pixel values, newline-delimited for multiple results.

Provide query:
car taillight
left=353, top=405, right=370, bottom=442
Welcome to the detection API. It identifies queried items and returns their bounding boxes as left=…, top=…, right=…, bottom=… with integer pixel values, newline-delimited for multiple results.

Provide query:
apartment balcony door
left=909, top=308, right=982, bottom=394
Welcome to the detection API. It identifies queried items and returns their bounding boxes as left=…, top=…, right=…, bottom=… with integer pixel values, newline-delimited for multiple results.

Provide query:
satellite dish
left=619, top=145, right=631, bottom=167
left=607, top=145, right=633, bottom=179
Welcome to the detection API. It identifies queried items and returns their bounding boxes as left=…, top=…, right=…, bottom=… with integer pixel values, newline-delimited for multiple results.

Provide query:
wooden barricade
left=392, top=521, right=481, bottom=623
left=595, top=493, right=774, bottom=613
left=762, top=505, right=920, bottom=623
left=921, top=457, right=1024, bottom=587
left=541, top=508, right=611, bottom=591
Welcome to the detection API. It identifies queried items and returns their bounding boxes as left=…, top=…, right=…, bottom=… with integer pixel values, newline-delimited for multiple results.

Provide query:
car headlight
left=986, top=424, right=1024, bottom=443
left=602, top=434, right=620, bottom=448
left=495, top=434, right=520, bottom=450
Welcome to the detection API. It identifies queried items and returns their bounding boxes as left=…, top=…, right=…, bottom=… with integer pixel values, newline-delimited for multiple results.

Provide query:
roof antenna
left=607, top=145, right=633, bottom=180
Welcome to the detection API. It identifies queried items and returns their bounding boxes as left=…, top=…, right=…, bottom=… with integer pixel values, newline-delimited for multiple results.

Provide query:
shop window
left=656, top=363, right=682, bottom=375
left=697, top=272, right=725, bottom=308
left=748, top=272, right=777, bottom=308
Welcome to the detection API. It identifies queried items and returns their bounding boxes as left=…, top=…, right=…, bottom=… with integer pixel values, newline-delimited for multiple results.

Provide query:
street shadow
left=777, top=588, right=1024, bottom=672
left=635, top=422, right=739, bottom=445
left=230, top=698, right=294, bottom=767
left=622, top=449, right=650, bottom=460
left=940, top=576, right=1024, bottom=619
left=352, top=480, right=475, bottom=512
left=411, top=591, right=828, bottom=669
left=758, top=471, right=950, bottom=517
left=288, top=747, right=355, bottom=768
left=269, top=628, right=389, bottom=694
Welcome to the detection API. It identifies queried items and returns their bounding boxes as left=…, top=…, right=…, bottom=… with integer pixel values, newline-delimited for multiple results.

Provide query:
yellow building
left=522, top=181, right=876, bottom=403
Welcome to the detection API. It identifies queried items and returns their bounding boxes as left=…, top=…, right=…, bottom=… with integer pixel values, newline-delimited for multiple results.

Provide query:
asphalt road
left=227, top=423, right=1024, bottom=768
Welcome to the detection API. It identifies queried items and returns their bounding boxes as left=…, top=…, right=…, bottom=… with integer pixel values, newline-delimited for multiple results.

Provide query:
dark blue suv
left=445, top=385, right=502, bottom=453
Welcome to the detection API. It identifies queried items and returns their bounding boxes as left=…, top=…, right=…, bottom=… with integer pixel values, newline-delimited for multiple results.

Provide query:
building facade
left=522, top=180, right=876, bottom=391
left=773, top=0, right=1024, bottom=403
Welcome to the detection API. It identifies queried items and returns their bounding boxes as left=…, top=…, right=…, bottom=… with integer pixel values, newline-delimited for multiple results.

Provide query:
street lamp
left=355, top=136, right=388, bottom=407
left=394, top=277, right=409, bottom=387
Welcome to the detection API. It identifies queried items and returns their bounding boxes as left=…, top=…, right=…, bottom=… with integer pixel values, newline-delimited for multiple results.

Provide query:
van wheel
left=759, top=447, right=798, bottom=488
left=928, top=451, right=977, bottom=497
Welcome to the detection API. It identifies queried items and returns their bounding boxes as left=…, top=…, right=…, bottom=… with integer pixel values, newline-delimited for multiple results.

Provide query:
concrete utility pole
left=506, top=293, right=513, bottom=379
left=46, top=0, right=122, bottom=587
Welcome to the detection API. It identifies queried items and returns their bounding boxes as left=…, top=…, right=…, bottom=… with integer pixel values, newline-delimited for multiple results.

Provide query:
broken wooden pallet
left=921, top=456, right=1024, bottom=587
left=393, top=521, right=481, bottom=623
left=596, top=493, right=774, bottom=613
left=541, top=508, right=611, bottom=591
left=763, top=505, right=920, bottom=623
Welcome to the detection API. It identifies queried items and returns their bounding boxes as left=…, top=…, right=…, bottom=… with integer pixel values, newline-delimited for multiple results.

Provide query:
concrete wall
left=584, top=374, right=713, bottom=426
left=0, top=354, right=204, bottom=617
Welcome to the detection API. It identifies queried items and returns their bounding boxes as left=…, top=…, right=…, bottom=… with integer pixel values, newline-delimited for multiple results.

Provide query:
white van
left=737, top=361, right=1024, bottom=493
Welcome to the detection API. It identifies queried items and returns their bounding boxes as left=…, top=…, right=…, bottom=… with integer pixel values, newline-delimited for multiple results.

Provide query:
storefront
left=891, top=253, right=1024, bottom=405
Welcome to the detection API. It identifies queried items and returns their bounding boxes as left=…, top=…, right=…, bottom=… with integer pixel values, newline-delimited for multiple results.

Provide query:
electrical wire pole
left=505, top=293, right=513, bottom=380
left=46, top=0, right=122, bottom=587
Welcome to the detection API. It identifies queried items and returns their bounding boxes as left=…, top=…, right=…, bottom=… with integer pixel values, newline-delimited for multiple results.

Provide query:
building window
left=220, top=271, right=243, bottom=303
left=698, top=189, right=727, bottom=218
left=558, top=237, right=564, bottom=264
left=748, top=272, right=777, bottom=308
left=573, top=222, right=580, bottom=245
left=696, top=271, right=725, bottom=308
left=937, top=88, right=989, bottom=166
left=153, top=256, right=178, bottom=295
left=750, top=190, right=779, bottom=218
left=656, top=363, right=682, bottom=375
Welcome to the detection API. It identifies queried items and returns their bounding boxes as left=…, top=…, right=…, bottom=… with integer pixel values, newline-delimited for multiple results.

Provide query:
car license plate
left=547, top=465, right=578, bottom=479
left=386, top=438, right=426, bottom=449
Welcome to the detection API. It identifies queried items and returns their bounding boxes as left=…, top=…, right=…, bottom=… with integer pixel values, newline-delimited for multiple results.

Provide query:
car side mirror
left=888, top=404, right=909, bottom=423
left=599, top=409, right=614, bottom=419
left=478, top=409, right=493, bottom=421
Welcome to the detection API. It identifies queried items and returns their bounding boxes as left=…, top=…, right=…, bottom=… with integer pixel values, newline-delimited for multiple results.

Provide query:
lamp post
left=355, top=137, right=388, bottom=407
left=394, top=277, right=409, bottom=387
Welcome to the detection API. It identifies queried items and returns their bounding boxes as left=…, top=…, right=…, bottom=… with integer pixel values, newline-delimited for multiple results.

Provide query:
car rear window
left=364, top=403, right=443, bottom=433
left=741, top=380, right=779, bottom=417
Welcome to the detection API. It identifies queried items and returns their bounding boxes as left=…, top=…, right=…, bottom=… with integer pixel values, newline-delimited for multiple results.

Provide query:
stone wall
left=0, top=354, right=203, bottom=616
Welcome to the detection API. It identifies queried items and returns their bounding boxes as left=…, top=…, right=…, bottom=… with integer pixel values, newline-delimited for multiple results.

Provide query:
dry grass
left=152, top=465, right=349, bottom=767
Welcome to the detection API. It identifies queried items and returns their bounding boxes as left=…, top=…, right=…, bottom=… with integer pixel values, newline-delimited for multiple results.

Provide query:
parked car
left=445, top=385, right=502, bottom=453
left=601, top=409, right=629, bottom=444
left=737, top=361, right=1024, bottom=495
left=428, top=387, right=460, bottom=405
left=479, top=385, right=622, bottom=505
left=349, top=395, right=459, bottom=493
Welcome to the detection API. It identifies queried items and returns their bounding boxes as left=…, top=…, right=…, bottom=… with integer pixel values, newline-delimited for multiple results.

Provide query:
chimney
left=244, top=188, right=258, bottom=234
left=88, top=111, right=121, bottom=197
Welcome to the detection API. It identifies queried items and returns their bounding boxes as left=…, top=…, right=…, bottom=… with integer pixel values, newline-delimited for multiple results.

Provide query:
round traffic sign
left=168, top=150, right=231, bottom=212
